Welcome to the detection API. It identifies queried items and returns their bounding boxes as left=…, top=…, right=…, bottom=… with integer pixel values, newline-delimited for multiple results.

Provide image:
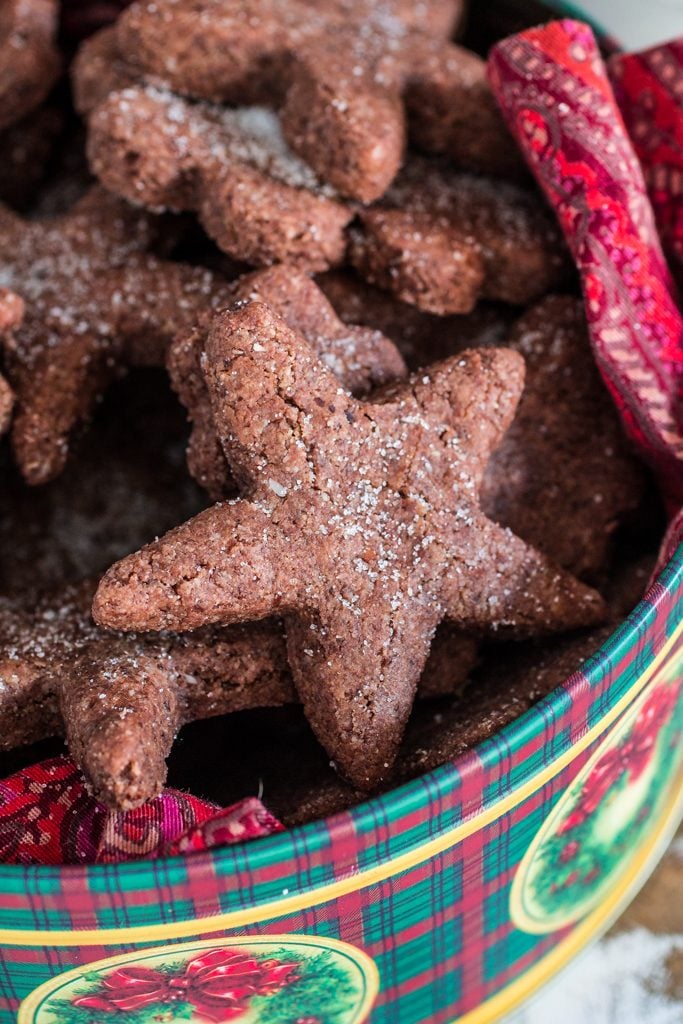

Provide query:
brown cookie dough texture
left=403, top=549, right=655, bottom=786
left=349, top=156, right=569, bottom=314
left=188, top=552, right=654, bottom=828
left=81, top=80, right=354, bottom=271
left=403, top=42, right=524, bottom=180
left=72, top=0, right=516, bottom=267
left=168, top=265, right=407, bottom=499
left=317, top=281, right=646, bottom=581
left=481, top=296, right=647, bottom=581
left=0, top=581, right=476, bottom=809
left=0, top=0, right=60, bottom=132
left=0, top=288, right=24, bottom=435
left=94, top=302, right=605, bottom=790
left=0, top=186, right=234, bottom=485
left=274, top=625, right=617, bottom=826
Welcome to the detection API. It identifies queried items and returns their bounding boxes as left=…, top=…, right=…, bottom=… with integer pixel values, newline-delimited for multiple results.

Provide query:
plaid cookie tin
left=5, top=1, right=683, bottom=1022
left=2, top=546, right=682, bottom=1024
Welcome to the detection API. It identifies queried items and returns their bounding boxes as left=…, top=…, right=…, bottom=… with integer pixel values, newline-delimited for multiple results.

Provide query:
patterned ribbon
left=488, top=20, right=683, bottom=511
left=610, top=40, right=683, bottom=285
left=0, top=757, right=282, bottom=865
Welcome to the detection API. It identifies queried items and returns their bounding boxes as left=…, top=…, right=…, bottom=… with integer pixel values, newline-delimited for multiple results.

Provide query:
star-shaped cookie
left=317, top=281, right=647, bottom=580
left=80, top=77, right=355, bottom=270
left=0, top=186, right=234, bottom=484
left=0, top=580, right=474, bottom=808
left=168, top=264, right=407, bottom=499
left=349, top=156, right=569, bottom=315
left=73, top=0, right=470, bottom=201
left=94, top=302, right=605, bottom=788
left=72, top=0, right=518, bottom=270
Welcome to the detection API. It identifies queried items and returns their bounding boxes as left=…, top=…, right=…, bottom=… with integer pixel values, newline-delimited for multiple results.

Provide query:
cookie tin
left=0, top=540, right=680, bottom=1024
left=4, top=2, right=683, bottom=1023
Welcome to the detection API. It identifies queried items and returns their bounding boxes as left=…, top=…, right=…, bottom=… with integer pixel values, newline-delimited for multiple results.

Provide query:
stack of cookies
left=0, top=0, right=657, bottom=827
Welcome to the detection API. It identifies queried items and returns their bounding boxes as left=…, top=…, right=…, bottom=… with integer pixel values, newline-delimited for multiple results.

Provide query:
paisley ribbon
left=0, top=757, right=282, bottom=865
left=610, top=40, right=683, bottom=284
left=73, top=949, right=299, bottom=1022
left=488, top=20, right=683, bottom=511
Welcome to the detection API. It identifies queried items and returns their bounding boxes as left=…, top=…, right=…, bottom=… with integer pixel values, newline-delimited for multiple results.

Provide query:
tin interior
left=0, top=0, right=668, bottom=893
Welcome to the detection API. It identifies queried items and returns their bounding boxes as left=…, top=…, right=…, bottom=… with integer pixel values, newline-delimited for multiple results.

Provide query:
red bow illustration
left=73, top=948, right=300, bottom=1022
left=559, top=682, right=679, bottom=835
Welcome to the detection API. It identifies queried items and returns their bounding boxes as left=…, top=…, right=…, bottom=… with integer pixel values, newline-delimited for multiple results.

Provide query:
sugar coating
left=321, top=283, right=646, bottom=582
left=73, top=0, right=516, bottom=258
left=0, top=0, right=639, bottom=821
left=177, top=556, right=652, bottom=828
left=76, top=0, right=464, bottom=202
left=85, top=81, right=353, bottom=270
left=317, top=269, right=513, bottom=368
left=127, top=88, right=335, bottom=197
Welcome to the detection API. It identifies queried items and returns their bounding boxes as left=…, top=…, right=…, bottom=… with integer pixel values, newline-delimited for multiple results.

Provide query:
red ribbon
left=73, top=949, right=299, bottom=1022
left=488, top=21, right=683, bottom=510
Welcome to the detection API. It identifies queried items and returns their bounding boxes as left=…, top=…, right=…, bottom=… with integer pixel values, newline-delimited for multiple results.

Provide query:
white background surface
left=506, top=929, right=683, bottom=1023
left=570, top=0, right=683, bottom=49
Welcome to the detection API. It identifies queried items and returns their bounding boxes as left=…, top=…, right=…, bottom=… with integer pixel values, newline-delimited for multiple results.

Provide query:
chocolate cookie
left=94, top=302, right=605, bottom=790
left=404, top=42, right=525, bottom=179
left=162, top=625, right=614, bottom=827
left=0, top=580, right=477, bottom=809
left=481, top=296, right=647, bottom=580
left=317, top=269, right=513, bottom=368
left=189, top=550, right=656, bottom=827
left=81, top=80, right=354, bottom=270
left=168, top=265, right=407, bottom=499
left=349, top=155, right=569, bottom=314
left=0, top=186, right=233, bottom=483
left=74, top=0, right=473, bottom=204
left=318, top=283, right=647, bottom=579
